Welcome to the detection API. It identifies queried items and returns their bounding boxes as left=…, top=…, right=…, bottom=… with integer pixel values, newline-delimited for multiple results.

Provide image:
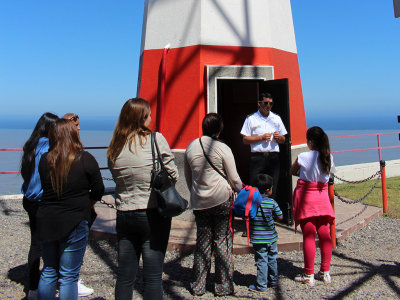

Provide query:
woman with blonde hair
left=37, top=119, right=104, bottom=299
left=107, top=98, right=179, bottom=300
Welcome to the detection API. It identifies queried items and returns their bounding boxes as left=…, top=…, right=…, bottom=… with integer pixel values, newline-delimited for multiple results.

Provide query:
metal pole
left=377, top=134, right=382, bottom=162
left=380, top=160, right=388, bottom=214
left=328, top=175, right=336, bottom=249
left=158, top=44, right=170, bottom=133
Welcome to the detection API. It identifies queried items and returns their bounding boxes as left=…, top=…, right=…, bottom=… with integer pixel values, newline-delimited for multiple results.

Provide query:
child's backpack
left=232, top=185, right=262, bottom=246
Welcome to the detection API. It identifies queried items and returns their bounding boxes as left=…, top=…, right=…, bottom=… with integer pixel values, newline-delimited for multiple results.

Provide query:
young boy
left=249, top=174, right=283, bottom=293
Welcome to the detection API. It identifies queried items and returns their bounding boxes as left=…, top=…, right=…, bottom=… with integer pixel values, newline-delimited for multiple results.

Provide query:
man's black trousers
left=249, top=152, right=280, bottom=200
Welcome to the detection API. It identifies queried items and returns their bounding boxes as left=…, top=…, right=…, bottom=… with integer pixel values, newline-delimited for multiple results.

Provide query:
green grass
left=334, top=176, right=400, bottom=219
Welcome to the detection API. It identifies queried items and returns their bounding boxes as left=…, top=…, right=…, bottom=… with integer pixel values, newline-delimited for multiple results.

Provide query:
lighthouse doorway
left=217, top=78, right=293, bottom=225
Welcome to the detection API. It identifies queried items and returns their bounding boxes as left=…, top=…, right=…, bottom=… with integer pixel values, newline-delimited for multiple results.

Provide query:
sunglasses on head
left=70, top=115, right=79, bottom=122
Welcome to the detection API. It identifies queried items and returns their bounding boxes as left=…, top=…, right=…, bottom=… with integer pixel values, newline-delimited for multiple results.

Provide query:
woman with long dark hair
left=37, top=119, right=104, bottom=299
left=184, top=113, right=242, bottom=296
left=107, top=98, right=178, bottom=300
left=290, top=126, right=335, bottom=287
left=20, top=112, right=59, bottom=300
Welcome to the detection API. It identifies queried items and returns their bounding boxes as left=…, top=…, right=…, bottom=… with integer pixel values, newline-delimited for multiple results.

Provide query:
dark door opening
left=217, top=78, right=293, bottom=225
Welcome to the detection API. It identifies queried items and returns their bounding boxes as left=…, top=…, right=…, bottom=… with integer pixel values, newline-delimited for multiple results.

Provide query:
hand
left=273, top=131, right=280, bottom=141
left=261, top=132, right=272, bottom=141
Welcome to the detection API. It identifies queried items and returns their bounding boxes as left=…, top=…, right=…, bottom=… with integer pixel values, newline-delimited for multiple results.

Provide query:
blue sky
left=1, top=1, right=399, bottom=126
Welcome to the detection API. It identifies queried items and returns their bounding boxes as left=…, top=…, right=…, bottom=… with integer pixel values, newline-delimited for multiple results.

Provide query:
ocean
left=1, top=114, right=399, bottom=195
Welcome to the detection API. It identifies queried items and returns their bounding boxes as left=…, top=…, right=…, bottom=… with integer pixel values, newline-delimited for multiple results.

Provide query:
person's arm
left=274, top=117, right=288, bottom=145
left=241, top=116, right=273, bottom=145
left=183, top=150, right=192, bottom=191
left=273, top=201, right=283, bottom=221
left=222, top=147, right=243, bottom=192
left=272, top=132, right=286, bottom=144
left=157, top=133, right=179, bottom=182
left=289, top=157, right=301, bottom=176
left=242, top=133, right=272, bottom=145
left=83, top=152, right=105, bottom=203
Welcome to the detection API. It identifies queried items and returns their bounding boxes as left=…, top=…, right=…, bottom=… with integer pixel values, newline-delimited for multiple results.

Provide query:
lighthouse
left=137, top=0, right=308, bottom=223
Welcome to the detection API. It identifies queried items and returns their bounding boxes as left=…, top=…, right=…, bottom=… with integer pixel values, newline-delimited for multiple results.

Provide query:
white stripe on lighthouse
left=141, top=0, right=297, bottom=54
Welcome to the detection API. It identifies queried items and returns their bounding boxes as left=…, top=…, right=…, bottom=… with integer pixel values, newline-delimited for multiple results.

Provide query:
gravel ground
left=1, top=199, right=400, bottom=300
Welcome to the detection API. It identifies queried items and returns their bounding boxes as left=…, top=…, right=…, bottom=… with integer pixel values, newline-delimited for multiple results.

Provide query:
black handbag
left=150, top=132, right=188, bottom=217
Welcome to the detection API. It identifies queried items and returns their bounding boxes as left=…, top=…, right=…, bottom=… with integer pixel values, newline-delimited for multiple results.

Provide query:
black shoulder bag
left=150, top=133, right=188, bottom=217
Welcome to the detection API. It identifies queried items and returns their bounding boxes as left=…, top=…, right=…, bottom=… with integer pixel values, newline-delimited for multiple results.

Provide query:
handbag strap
left=199, top=137, right=228, bottom=181
left=151, top=132, right=157, bottom=171
left=151, top=132, right=173, bottom=179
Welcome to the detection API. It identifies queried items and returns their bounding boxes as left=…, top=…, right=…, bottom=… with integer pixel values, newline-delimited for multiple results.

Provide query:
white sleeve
left=277, top=117, right=288, bottom=136
left=240, top=117, right=252, bottom=137
left=330, top=154, right=336, bottom=173
left=297, top=152, right=306, bottom=168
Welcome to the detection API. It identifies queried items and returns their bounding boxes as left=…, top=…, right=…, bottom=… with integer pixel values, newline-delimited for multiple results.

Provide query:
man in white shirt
left=240, top=93, right=287, bottom=200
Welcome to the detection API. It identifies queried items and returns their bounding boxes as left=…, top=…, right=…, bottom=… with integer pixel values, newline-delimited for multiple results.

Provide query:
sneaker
left=249, top=285, right=267, bottom=293
left=78, top=279, right=94, bottom=297
left=294, top=273, right=315, bottom=287
left=315, top=271, right=331, bottom=284
left=28, top=289, right=38, bottom=300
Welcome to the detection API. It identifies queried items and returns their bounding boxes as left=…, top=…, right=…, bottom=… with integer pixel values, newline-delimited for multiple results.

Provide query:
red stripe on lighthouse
left=138, top=45, right=306, bottom=149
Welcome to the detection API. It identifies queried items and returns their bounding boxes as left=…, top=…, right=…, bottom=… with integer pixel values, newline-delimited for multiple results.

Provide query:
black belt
left=251, top=152, right=279, bottom=157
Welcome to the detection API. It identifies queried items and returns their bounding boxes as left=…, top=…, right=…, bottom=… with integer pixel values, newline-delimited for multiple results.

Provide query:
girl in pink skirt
left=290, top=126, right=335, bottom=287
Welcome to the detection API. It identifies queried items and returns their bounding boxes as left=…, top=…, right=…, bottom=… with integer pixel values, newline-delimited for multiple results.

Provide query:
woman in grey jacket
left=184, top=113, right=242, bottom=296
left=107, top=98, right=178, bottom=300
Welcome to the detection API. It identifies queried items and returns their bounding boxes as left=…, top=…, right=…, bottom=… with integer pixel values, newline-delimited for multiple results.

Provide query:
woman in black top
left=37, top=119, right=104, bottom=300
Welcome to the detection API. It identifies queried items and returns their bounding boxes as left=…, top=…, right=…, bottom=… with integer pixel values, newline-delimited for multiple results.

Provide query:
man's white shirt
left=240, top=110, right=287, bottom=153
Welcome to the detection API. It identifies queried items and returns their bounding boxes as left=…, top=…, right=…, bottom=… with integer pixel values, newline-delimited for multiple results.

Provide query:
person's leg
left=295, top=217, right=317, bottom=286
left=115, top=210, right=142, bottom=300
left=141, top=209, right=171, bottom=300
left=38, top=241, right=59, bottom=300
left=300, top=217, right=317, bottom=275
left=211, top=200, right=234, bottom=296
left=58, top=220, right=89, bottom=300
left=191, top=208, right=213, bottom=295
left=267, top=241, right=279, bottom=286
left=264, top=153, right=280, bottom=200
left=249, top=155, right=266, bottom=186
left=252, top=244, right=269, bottom=291
left=315, top=216, right=332, bottom=272
left=23, top=197, right=42, bottom=291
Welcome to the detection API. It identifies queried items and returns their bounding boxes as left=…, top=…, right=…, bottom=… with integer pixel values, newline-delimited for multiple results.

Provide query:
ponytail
left=306, top=126, right=331, bottom=174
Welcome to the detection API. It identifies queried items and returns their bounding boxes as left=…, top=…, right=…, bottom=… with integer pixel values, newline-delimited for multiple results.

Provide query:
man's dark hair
left=259, top=92, right=273, bottom=102
left=254, top=174, right=273, bottom=194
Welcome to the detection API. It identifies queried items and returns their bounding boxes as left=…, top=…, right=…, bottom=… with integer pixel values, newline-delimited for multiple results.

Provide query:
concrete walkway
left=90, top=194, right=382, bottom=254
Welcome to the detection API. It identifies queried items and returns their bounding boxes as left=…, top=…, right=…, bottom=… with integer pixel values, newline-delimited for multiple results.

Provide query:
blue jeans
left=253, top=241, right=278, bottom=290
left=115, top=209, right=171, bottom=300
left=38, top=220, right=89, bottom=300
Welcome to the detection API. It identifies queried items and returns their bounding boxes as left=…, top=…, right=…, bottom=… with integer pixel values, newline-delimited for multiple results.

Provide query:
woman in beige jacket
left=107, top=98, right=178, bottom=300
left=184, top=113, right=242, bottom=296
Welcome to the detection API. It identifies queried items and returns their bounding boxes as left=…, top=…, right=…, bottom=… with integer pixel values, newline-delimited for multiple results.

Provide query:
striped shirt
left=250, top=195, right=283, bottom=244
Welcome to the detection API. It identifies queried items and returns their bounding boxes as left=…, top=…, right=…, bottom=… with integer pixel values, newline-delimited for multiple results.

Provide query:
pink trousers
left=300, top=216, right=332, bottom=274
